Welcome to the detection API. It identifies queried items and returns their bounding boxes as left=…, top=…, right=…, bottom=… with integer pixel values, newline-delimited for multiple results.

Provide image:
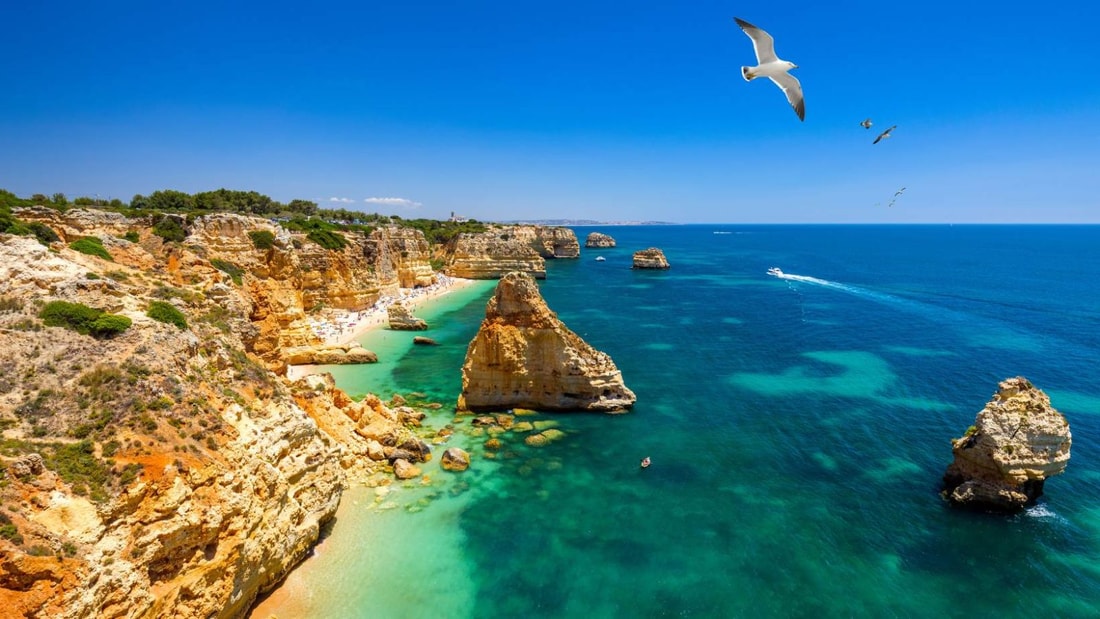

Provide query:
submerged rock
left=942, top=377, right=1071, bottom=512
left=632, top=247, right=670, bottom=269
left=524, top=429, right=566, bottom=447
left=457, top=272, right=636, bottom=413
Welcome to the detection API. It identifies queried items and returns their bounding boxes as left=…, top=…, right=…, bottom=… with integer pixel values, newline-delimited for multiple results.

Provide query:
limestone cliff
left=522, top=226, right=580, bottom=259
left=0, top=228, right=430, bottom=618
left=584, top=232, right=616, bottom=248
left=439, top=225, right=580, bottom=279
left=441, top=228, right=546, bottom=280
left=457, top=272, right=636, bottom=413
left=632, top=247, right=670, bottom=269
left=13, top=210, right=436, bottom=371
left=943, top=377, right=1072, bottom=511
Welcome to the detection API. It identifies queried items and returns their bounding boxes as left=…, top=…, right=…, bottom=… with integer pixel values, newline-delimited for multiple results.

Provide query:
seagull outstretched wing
left=769, top=73, right=805, bottom=121
left=734, top=18, right=777, bottom=64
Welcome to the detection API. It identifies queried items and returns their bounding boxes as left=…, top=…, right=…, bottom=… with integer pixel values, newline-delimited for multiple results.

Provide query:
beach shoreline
left=286, top=274, right=478, bottom=381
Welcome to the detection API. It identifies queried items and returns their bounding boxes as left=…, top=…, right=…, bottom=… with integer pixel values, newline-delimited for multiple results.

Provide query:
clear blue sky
left=2, top=1, right=1098, bottom=223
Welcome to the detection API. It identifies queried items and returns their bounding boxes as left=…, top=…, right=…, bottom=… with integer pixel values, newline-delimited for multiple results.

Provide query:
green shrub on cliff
left=39, top=301, right=131, bottom=338
left=307, top=229, right=347, bottom=250
left=210, top=258, right=245, bottom=285
left=152, top=216, right=187, bottom=242
left=146, top=301, right=188, bottom=330
left=28, top=222, right=60, bottom=245
left=248, top=229, right=275, bottom=250
left=69, top=237, right=113, bottom=261
left=89, top=314, right=132, bottom=338
left=0, top=204, right=32, bottom=236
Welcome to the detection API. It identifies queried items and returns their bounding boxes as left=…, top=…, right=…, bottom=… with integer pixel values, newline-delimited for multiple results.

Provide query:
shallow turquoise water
left=254, top=225, right=1100, bottom=618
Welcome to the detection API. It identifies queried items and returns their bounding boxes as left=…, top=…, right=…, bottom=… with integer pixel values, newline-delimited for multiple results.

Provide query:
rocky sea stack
left=457, top=272, right=636, bottom=413
left=387, top=300, right=428, bottom=330
left=943, top=377, right=1071, bottom=512
left=584, top=232, right=616, bottom=248
left=632, top=247, right=669, bottom=269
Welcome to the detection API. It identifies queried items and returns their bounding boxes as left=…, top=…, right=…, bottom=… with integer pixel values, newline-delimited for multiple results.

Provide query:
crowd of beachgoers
left=305, top=274, right=473, bottom=345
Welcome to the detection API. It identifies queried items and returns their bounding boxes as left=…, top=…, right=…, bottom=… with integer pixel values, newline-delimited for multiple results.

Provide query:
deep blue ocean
left=253, top=225, right=1100, bottom=618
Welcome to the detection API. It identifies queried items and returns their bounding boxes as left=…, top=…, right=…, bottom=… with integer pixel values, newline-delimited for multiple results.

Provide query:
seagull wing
left=768, top=72, right=804, bottom=121
left=873, top=125, right=896, bottom=144
left=734, top=18, right=777, bottom=63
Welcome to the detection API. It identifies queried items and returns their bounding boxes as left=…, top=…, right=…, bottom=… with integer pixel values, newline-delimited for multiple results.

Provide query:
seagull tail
left=741, top=66, right=755, bottom=81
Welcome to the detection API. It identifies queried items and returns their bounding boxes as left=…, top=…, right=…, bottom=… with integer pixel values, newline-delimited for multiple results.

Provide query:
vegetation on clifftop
left=39, top=300, right=132, bottom=338
left=3, top=187, right=490, bottom=251
left=69, top=236, right=113, bottom=260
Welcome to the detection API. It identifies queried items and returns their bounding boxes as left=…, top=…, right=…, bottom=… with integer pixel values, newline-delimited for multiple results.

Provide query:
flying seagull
left=733, top=17, right=804, bottom=121
left=887, top=187, right=906, bottom=207
left=860, top=118, right=873, bottom=129
left=873, top=125, right=896, bottom=144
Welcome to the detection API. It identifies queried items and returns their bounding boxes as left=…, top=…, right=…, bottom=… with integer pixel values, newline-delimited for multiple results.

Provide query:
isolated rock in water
left=585, top=232, right=616, bottom=248
left=413, top=336, right=439, bottom=346
left=458, top=271, right=636, bottom=413
left=387, top=300, right=428, bottom=330
left=943, top=377, right=1071, bottom=512
left=632, top=247, right=670, bottom=269
left=441, top=448, right=471, bottom=472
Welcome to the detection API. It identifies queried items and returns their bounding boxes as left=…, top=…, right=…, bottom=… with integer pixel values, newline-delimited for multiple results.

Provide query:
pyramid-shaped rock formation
left=457, top=272, right=636, bottom=413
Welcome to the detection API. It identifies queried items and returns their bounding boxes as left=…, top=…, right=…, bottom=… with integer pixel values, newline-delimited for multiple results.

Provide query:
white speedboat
left=595, top=256, right=606, bottom=262
left=766, top=267, right=783, bottom=277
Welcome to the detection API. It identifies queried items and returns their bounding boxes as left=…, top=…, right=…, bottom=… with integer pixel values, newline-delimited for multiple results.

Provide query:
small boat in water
left=595, top=256, right=606, bottom=262
left=767, top=267, right=783, bottom=277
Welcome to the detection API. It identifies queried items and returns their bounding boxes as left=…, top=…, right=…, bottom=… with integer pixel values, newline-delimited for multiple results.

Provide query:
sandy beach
left=286, top=275, right=478, bottom=380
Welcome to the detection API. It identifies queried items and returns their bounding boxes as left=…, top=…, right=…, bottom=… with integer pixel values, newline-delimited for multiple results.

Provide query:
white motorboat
left=766, top=267, right=783, bottom=277
left=595, top=256, right=606, bottom=262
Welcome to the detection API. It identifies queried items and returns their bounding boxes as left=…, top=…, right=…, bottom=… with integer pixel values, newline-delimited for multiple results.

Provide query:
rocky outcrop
left=526, top=226, right=580, bottom=258
left=13, top=206, right=140, bottom=242
left=0, top=224, right=449, bottom=618
left=387, top=301, right=428, bottom=330
left=5, top=210, right=439, bottom=371
left=290, top=373, right=433, bottom=484
left=413, top=336, right=439, bottom=346
left=439, top=225, right=580, bottom=279
left=0, top=232, right=349, bottom=618
left=441, top=229, right=547, bottom=280
left=440, top=448, right=470, bottom=472
left=632, top=247, right=670, bottom=269
left=187, top=214, right=435, bottom=369
left=943, top=377, right=1072, bottom=512
left=585, top=232, right=616, bottom=248
left=283, top=343, right=378, bottom=365
left=457, top=272, right=636, bottom=413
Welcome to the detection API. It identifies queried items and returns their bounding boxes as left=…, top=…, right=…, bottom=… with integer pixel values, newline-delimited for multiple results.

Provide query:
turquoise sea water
left=253, top=225, right=1100, bottom=618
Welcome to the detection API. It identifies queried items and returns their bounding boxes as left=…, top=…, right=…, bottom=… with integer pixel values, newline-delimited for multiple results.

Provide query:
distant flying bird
left=887, top=187, right=906, bottom=207
left=860, top=118, right=873, bottom=129
left=733, top=17, right=804, bottom=121
left=873, top=125, right=897, bottom=144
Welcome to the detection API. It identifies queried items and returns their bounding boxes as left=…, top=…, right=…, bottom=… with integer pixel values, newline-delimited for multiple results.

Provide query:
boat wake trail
left=771, top=271, right=909, bottom=308
left=766, top=267, right=1054, bottom=353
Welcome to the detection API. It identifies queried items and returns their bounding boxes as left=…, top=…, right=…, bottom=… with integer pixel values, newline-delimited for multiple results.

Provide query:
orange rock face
left=458, top=272, right=635, bottom=413
left=943, top=377, right=1072, bottom=511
